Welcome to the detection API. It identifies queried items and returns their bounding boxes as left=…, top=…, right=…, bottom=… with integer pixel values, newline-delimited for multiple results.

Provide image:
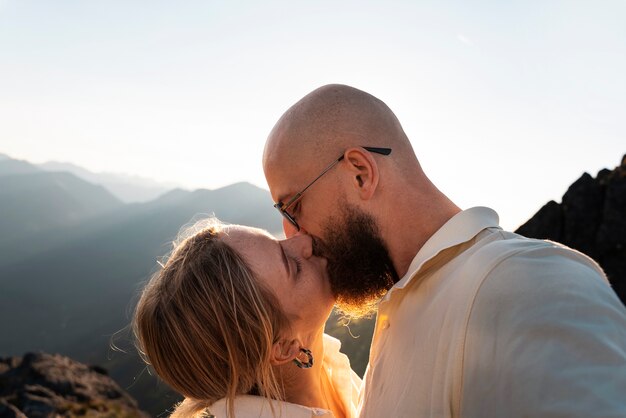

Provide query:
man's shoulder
left=468, top=231, right=623, bottom=321
left=460, top=233, right=626, bottom=418
left=459, top=230, right=621, bottom=316
left=469, top=230, right=607, bottom=283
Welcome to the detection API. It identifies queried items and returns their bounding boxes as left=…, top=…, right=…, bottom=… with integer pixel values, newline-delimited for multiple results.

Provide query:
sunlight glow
left=1, top=0, right=624, bottom=230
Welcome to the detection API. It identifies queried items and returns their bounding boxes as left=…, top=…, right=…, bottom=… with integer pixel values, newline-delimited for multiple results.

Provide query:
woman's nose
left=285, top=233, right=313, bottom=259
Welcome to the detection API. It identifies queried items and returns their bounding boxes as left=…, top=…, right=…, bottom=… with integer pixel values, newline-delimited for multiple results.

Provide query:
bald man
left=263, top=84, right=626, bottom=418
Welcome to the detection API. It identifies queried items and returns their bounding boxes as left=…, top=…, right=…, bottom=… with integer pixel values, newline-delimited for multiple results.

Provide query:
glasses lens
left=282, top=211, right=299, bottom=230
left=274, top=202, right=299, bottom=230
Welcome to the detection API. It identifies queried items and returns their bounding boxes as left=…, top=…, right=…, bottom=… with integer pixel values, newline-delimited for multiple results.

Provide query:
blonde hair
left=133, top=218, right=289, bottom=418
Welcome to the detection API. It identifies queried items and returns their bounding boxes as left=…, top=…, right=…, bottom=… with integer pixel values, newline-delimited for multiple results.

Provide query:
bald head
left=263, top=84, right=460, bottom=279
left=263, top=84, right=417, bottom=172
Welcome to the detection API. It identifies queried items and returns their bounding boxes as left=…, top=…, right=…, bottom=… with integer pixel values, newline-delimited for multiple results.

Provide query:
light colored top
left=205, top=334, right=361, bottom=418
left=358, top=207, right=626, bottom=418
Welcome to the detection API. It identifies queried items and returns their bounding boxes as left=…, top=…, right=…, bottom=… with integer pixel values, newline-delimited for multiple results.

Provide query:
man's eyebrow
left=275, top=192, right=290, bottom=204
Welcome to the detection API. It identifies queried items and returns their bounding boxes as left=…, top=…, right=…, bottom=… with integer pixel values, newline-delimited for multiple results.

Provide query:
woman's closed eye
left=291, top=256, right=303, bottom=275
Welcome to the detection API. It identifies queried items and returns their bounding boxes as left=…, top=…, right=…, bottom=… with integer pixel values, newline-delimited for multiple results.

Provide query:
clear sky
left=1, top=0, right=624, bottom=230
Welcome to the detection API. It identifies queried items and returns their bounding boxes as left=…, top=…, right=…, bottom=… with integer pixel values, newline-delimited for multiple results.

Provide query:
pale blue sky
left=1, top=0, right=624, bottom=230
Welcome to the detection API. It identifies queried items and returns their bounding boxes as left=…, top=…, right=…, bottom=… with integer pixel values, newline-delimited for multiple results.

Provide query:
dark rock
left=0, top=400, right=27, bottom=418
left=516, top=155, right=626, bottom=305
left=88, top=365, right=108, bottom=376
left=561, top=173, right=604, bottom=258
left=515, top=200, right=562, bottom=241
left=0, top=352, right=149, bottom=417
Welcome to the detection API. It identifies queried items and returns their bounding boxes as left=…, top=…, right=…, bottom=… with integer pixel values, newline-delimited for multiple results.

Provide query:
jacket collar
left=382, top=207, right=500, bottom=302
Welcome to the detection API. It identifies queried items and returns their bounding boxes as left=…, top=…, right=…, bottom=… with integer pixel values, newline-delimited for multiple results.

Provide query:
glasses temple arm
left=283, top=156, right=344, bottom=209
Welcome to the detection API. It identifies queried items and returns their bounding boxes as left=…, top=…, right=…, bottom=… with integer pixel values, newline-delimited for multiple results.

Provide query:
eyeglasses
left=273, top=146, right=392, bottom=231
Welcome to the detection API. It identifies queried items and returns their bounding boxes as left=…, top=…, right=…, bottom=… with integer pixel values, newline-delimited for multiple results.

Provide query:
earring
left=292, top=348, right=314, bottom=369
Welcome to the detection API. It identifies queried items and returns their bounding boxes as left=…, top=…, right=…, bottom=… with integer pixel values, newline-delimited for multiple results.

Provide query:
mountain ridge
left=0, top=170, right=123, bottom=244
left=38, top=160, right=177, bottom=203
left=0, top=162, right=282, bottom=416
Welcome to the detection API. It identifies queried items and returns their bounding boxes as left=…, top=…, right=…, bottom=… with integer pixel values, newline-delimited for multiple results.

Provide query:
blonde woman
left=133, top=218, right=360, bottom=418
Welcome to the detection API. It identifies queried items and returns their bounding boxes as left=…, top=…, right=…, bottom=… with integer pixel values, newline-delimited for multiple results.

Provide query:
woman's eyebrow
left=278, top=242, right=290, bottom=277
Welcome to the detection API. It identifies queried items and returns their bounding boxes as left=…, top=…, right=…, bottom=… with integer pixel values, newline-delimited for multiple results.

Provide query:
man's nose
left=282, top=219, right=299, bottom=238
left=282, top=219, right=308, bottom=238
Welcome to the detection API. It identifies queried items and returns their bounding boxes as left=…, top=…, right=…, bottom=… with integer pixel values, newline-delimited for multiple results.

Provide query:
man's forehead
left=266, top=163, right=306, bottom=202
left=264, top=96, right=347, bottom=201
left=264, top=136, right=314, bottom=198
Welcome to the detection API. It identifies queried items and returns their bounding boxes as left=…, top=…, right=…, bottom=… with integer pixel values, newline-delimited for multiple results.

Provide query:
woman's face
left=221, top=226, right=335, bottom=334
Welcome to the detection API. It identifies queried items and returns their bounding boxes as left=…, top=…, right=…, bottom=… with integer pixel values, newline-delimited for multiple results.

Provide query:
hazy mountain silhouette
left=0, top=156, right=41, bottom=177
left=0, top=167, right=283, bottom=415
left=0, top=170, right=122, bottom=244
left=39, top=161, right=177, bottom=203
left=0, top=180, right=282, bottom=354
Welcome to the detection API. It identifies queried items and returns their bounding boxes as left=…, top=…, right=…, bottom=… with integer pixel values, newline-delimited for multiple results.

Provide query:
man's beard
left=311, top=204, right=399, bottom=318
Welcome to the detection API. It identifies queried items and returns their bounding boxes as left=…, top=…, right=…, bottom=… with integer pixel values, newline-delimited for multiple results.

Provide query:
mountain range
left=0, top=154, right=284, bottom=415
left=0, top=153, right=176, bottom=204
left=38, top=161, right=177, bottom=203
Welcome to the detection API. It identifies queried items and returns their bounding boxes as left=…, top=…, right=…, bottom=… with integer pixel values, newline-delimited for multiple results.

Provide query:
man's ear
left=343, top=147, right=380, bottom=200
left=270, top=339, right=301, bottom=366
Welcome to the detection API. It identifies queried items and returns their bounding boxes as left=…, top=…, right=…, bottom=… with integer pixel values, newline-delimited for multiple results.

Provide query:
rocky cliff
left=516, top=155, right=626, bottom=305
left=0, top=352, right=149, bottom=418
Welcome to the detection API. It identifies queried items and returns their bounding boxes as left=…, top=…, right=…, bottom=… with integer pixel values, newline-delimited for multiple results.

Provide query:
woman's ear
left=342, top=147, right=379, bottom=201
left=270, top=339, right=301, bottom=366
